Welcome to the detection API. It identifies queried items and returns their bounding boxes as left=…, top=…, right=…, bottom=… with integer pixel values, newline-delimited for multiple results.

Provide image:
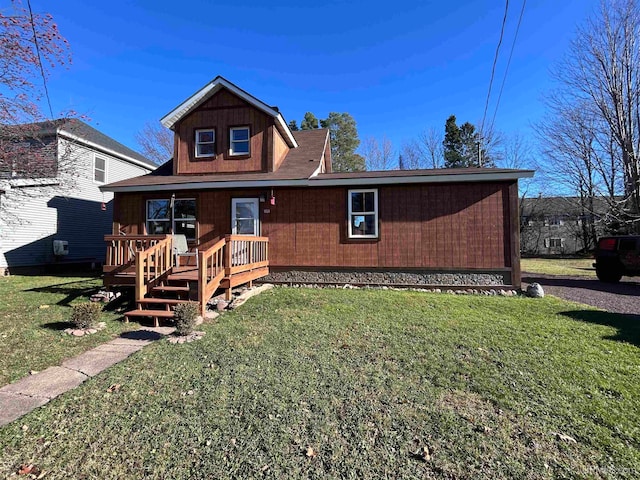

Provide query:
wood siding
left=113, top=181, right=516, bottom=271
left=272, top=127, right=289, bottom=171
left=174, top=89, right=274, bottom=175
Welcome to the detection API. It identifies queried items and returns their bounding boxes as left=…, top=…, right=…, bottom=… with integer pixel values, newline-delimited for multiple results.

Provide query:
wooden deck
left=103, top=234, right=269, bottom=324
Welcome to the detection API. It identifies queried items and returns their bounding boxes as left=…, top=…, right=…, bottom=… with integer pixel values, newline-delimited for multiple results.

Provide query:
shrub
left=71, top=302, right=102, bottom=329
left=174, top=302, right=199, bottom=336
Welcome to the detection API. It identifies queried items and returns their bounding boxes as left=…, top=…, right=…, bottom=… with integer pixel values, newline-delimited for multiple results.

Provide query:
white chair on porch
left=173, top=234, right=198, bottom=268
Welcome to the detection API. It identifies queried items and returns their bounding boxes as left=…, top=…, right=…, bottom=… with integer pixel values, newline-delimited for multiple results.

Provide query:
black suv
left=593, top=236, right=640, bottom=282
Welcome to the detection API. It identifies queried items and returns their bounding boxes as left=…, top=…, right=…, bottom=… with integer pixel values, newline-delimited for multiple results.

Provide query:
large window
left=146, top=198, right=197, bottom=240
left=348, top=189, right=378, bottom=238
left=195, top=129, right=216, bottom=158
left=545, top=237, right=564, bottom=248
left=94, top=156, right=106, bottom=183
left=229, top=126, right=250, bottom=156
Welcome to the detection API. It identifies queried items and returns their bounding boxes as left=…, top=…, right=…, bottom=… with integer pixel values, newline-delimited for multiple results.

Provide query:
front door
left=231, top=198, right=260, bottom=266
left=231, top=198, right=260, bottom=235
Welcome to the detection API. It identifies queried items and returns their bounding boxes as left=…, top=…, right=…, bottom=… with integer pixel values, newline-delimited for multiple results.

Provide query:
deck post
left=198, top=251, right=206, bottom=317
left=135, top=250, right=144, bottom=302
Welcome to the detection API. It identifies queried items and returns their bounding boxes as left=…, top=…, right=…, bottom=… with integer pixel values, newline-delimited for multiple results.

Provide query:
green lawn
left=0, top=275, right=136, bottom=385
left=521, top=257, right=596, bottom=277
left=1, top=287, right=639, bottom=478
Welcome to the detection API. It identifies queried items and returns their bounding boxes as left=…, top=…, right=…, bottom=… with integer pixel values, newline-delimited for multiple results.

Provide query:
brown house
left=101, top=76, right=533, bottom=323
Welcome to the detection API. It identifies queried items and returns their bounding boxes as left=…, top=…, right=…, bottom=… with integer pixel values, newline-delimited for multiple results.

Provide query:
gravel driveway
left=522, top=273, right=640, bottom=315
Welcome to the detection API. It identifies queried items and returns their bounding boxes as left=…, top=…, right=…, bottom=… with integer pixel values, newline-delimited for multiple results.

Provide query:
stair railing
left=197, top=238, right=227, bottom=317
left=135, top=235, right=174, bottom=302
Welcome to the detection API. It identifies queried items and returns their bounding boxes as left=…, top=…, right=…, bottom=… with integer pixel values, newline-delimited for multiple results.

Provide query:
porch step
left=137, top=298, right=188, bottom=307
left=151, top=285, right=190, bottom=294
left=124, top=309, right=175, bottom=327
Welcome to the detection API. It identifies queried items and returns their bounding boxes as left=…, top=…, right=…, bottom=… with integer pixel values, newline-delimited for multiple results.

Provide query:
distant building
left=0, top=119, right=156, bottom=274
left=520, top=196, right=610, bottom=255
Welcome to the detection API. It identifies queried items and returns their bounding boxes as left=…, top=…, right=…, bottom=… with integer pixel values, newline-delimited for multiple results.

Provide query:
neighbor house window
left=146, top=198, right=197, bottom=240
left=195, top=129, right=216, bottom=158
left=348, top=189, right=378, bottom=238
left=229, top=126, right=250, bottom=156
left=545, top=238, right=564, bottom=248
left=94, top=156, right=106, bottom=183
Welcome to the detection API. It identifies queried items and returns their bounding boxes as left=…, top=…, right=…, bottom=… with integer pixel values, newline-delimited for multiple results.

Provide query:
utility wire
left=480, top=0, right=510, bottom=136
left=27, top=0, right=54, bottom=119
left=489, top=0, right=527, bottom=133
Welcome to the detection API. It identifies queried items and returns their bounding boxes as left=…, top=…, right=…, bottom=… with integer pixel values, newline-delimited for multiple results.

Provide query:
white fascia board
left=58, top=129, right=156, bottom=171
left=160, top=76, right=298, bottom=148
left=101, top=170, right=534, bottom=193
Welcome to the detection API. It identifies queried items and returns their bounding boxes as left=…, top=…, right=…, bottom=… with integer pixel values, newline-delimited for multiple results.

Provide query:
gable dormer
left=161, top=76, right=297, bottom=176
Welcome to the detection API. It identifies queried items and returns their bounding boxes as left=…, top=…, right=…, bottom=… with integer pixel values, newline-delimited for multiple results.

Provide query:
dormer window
left=195, top=129, right=216, bottom=158
left=229, top=126, right=250, bottom=156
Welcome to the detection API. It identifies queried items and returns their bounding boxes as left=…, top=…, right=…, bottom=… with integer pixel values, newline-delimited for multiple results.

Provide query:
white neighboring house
left=0, top=119, right=156, bottom=274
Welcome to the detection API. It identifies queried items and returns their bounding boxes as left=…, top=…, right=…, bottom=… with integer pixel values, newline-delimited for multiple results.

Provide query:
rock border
left=167, top=331, right=206, bottom=344
left=269, top=283, right=523, bottom=297
left=63, top=321, right=107, bottom=337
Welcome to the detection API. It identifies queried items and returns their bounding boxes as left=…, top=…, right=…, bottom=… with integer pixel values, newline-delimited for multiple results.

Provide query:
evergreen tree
left=443, top=115, right=481, bottom=168
left=301, top=112, right=319, bottom=130
left=398, top=153, right=406, bottom=170
left=288, top=120, right=299, bottom=131
left=321, top=112, right=364, bottom=172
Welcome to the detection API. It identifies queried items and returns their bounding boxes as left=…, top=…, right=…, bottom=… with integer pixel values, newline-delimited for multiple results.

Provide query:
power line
left=489, top=0, right=527, bottom=133
left=480, top=0, right=510, bottom=137
left=27, top=0, right=54, bottom=119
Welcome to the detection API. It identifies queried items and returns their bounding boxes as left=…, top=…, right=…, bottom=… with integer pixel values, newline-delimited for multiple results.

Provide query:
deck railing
left=197, top=238, right=227, bottom=317
left=105, top=234, right=269, bottom=312
left=226, top=234, right=269, bottom=275
left=135, top=235, right=174, bottom=301
left=104, top=235, right=167, bottom=273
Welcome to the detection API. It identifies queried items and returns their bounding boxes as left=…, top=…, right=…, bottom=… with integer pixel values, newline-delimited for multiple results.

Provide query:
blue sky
left=35, top=0, right=598, bottom=165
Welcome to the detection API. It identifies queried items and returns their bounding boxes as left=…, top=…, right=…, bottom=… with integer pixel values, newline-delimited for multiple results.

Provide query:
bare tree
left=360, top=135, right=394, bottom=171
left=552, top=0, right=640, bottom=230
left=135, top=122, right=172, bottom=164
left=416, top=127, right=443, bottom=168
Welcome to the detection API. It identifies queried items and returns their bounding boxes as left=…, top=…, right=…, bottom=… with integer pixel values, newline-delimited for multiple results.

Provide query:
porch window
left=229, top=126, right=250, bottom=156
left=146, top=198, right=197, bottom=240
left=94, top=156, right=106, bottom=183
left=348, top=189, right=378, bottom=238
left=195, top=129, right=216, bottom=158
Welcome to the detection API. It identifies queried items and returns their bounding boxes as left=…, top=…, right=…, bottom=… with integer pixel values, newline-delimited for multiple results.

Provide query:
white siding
left=0, top=138, right=152, bottom=269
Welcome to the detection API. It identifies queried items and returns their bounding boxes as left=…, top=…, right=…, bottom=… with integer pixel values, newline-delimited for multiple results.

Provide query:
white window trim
left=229, top=126, right=250, bottom=156
left=195, top=129, right=216, bottom=158
left=93, top=154, right=107, bottom=184
left=231, top=197, right=260, bottom=235
left=348, top=188, right=378, bottom=239
left=145, top=198, right=197, bottom=240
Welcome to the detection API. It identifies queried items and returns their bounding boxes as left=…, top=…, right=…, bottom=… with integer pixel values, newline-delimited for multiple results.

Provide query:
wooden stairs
left=124, top=273, right=192, bottom=326
left=105, top=234, right=270, bottom=327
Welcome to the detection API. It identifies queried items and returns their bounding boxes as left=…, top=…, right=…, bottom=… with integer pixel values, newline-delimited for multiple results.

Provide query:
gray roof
left=2, top=119, right=157, bottom=169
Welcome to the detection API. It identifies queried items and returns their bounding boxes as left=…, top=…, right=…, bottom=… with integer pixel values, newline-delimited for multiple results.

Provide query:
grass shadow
left=560, top=310, right=640, bottom=347
left=42, top=321, right=74, bottom=331
left=26, top=280, right=101, bottom=307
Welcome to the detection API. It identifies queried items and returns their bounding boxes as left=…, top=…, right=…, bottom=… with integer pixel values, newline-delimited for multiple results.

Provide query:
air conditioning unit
left=53, top=240, right=69, bottom=256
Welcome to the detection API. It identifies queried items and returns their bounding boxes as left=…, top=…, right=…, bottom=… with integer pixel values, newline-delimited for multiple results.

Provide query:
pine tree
left=301, top=112, right=319, bottom=130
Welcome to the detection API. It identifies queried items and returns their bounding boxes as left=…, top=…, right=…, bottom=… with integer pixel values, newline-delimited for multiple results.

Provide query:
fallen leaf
left=29, top=370, right=38, bottom=375
left=551, top=432, right=577, bottom=444
left=17, top=464, right=41, bottom=476
left=106, top=384, right=121, bottom=393
left=38, top=305, right=50, bottom=309
left=21, top=425, right=28, bottom=431
left=261, top=464, right=270, bottom=472
left=421, top=446, right=431, bottom=461
left=305, top=445, right=317, bottom=458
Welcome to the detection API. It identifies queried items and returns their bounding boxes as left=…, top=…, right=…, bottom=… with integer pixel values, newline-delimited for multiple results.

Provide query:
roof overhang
left=58, top=128, right=156, bottom=171
left=160, top=76, right=298, bottom=149
left=101, top=170, right=534, bottom=193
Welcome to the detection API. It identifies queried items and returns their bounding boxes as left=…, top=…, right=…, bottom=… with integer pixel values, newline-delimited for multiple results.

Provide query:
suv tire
left=596, top=266, right=622, bottom=283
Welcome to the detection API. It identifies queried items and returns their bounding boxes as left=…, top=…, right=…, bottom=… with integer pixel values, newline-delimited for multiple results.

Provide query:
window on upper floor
left=348, top=189, right=378, bottom=239
left=94, top=156, right=106, bottom=183
left=229, top=126, right=250, bottom=156
left=195, top=129, right=216, bottom=158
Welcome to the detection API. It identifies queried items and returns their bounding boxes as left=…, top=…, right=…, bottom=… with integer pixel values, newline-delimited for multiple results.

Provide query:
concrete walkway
left=0, top=327, right=174, bottom=427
